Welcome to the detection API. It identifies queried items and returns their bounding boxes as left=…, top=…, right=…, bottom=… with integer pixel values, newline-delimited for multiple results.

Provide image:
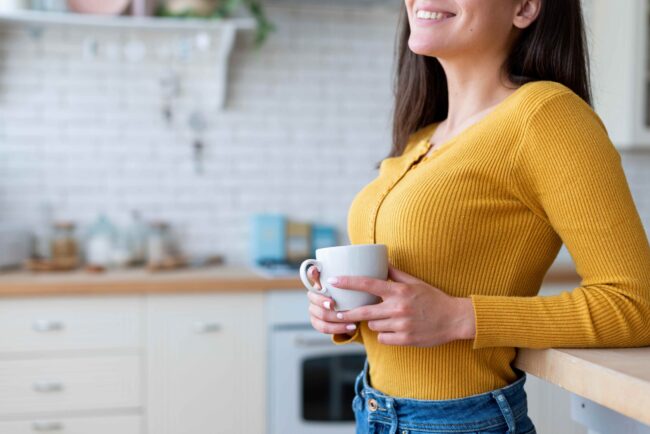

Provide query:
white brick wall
left=0, top=3, right=648, bottom=267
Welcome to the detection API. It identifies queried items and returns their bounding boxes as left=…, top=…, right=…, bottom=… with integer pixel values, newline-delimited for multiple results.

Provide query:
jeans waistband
left=354, top=359, right=529, bottom=433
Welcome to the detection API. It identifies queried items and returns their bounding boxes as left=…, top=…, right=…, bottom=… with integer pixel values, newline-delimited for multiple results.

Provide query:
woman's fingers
left=307, top=291, right=358, bottom=335
left=377, top=332, right=407, bottom=346
left=307, top=266, right=322, bottom=290
left=309, top=315, right=357, bottom=335
left=328, top=275, right=396, bottom=297
left=335, top=303, right=391, bottom=323
left=306, top=289, right=336, bottom=310
left=308, top=301, right=353, bottom=324
left=367, top=318, right=398, bottom=332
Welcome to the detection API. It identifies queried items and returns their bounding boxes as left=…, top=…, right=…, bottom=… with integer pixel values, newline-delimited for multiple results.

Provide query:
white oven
left=268, top=290, right=366, bottom=434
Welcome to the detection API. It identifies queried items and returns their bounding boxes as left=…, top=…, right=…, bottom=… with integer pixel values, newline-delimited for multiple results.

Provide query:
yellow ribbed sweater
left=333, top=80, right=650, bottom=400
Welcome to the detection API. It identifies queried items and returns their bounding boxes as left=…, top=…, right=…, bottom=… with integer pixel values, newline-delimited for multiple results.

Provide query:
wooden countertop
left=515, top=347, right=650, bottom=426
left=0, top=263, right=580, bottom=296
left=0, top=265, right=305, bottom=296
left=0, top=262, right=580, bottom=297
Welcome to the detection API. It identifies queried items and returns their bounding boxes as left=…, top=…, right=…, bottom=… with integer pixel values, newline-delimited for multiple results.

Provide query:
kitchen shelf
left=0, top=9, right=256, bottom=31
left=0, top=10, right=257, bottom=110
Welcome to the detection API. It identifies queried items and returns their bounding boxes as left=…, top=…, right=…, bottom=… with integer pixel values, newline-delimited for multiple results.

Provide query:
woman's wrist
left=452, top=297, right=477, bottom=341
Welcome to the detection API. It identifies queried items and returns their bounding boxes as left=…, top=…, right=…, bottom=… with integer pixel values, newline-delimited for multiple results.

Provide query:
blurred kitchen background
left=0, top=0, right=402, bottom=274
left=0, top=0, right=648, bottom=433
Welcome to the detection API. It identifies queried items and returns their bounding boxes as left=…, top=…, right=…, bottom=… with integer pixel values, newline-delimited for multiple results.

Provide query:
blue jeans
left=352, top=360, right=537, bottom=434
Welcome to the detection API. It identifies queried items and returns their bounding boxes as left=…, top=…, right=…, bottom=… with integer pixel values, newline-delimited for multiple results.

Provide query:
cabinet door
left=0, top=355, right=140, bottom=417
left=0, top=295, right=142, bottom=354
left=0, top=415, right=141, bottom=434
left=146, top=293, right=266, bottom=434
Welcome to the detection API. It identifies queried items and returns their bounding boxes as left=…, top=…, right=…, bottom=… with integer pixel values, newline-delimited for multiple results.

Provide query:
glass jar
left=50, top=221, right=79, bottom=269
left=147, top=221, right=171, bottom=267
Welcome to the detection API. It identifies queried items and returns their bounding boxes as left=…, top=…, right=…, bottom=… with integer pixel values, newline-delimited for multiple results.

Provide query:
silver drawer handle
left=194, top=322, right=222, bottom=333
left=32, top=320, right=65, bottom=332
left=33, top=381, right=64, bottom=393
left=32, top=421, right=64, bottom=431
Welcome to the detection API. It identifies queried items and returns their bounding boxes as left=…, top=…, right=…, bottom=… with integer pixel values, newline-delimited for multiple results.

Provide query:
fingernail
left=327, top=277, right=338, bottom=284
left=346, top=324, right=357, bottom=331
left=323, top=301, right=331, bottom=310
left=336, top=312, right=344, bottom=320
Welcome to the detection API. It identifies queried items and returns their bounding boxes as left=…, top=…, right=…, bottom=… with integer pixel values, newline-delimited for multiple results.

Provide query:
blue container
left=310, top=224, right=338, bottom=257
left=250, top=213, right=287, bottom=266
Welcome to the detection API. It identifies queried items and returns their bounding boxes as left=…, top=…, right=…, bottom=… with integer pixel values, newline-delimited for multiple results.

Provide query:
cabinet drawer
left=0, top=356, right=141, bottom=417
left=0, top=296, right=141, bottom=354
left=0, top=414, right=141, bottom=434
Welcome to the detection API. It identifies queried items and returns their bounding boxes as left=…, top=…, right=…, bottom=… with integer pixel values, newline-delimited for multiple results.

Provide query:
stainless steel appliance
left=268, top=290, right=366, bottom=434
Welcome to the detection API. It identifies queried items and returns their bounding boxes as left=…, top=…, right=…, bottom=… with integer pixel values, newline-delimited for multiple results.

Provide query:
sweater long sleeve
left=334, top=80, right=650, bottom=400
left=471, top=90, right=650, bottom=349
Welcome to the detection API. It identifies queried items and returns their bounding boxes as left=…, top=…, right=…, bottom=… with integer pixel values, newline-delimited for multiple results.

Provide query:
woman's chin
left=407, top=40, right=445, bottom=58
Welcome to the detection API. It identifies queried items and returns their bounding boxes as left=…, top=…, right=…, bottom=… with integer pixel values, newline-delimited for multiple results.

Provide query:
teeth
left=416, top=9, right=447, bottom=20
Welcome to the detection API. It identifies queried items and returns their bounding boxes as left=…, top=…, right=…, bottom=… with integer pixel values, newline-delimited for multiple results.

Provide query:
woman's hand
left=324, top=263, right=476, bottom=347
left=306, top=266, right=358, bottom=336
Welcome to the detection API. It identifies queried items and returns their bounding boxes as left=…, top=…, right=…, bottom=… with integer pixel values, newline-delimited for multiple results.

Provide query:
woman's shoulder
left=511, top=80, right=605, bottom=130
left=514, top=81, right=615, bottom=158
left=515, top=80, right=593, bottom=115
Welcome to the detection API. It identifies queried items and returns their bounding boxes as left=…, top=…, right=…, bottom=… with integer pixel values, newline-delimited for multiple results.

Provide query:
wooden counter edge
left=514, top=348, right=650, bottom=426
left=0, top=277, right=306, bottom=296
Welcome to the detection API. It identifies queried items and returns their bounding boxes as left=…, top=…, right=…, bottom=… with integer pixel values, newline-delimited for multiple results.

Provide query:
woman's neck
left=437, top=54, right=517, bottom=133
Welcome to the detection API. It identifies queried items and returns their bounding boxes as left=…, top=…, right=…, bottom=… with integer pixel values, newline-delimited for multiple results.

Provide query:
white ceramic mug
left=299, top=244, right=388, bottom=311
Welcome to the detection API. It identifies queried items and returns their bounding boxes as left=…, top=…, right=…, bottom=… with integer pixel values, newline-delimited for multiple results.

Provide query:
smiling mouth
left=414, top=8, right=456, bottom=21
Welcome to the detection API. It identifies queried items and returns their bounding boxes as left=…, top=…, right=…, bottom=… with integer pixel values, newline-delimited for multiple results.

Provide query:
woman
left=305, top=0, right=650, bottom=433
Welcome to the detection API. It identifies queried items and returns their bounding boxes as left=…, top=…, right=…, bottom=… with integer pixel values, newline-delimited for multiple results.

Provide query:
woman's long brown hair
left=381, top=0, right=591, bottom=168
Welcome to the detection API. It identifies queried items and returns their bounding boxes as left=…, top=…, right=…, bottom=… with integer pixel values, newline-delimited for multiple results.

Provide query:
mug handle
left=299, top=259, right=328, bottom=295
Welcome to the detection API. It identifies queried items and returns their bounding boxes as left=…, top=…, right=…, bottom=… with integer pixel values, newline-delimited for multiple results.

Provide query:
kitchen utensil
left=188, top=109, right=207, bottom=174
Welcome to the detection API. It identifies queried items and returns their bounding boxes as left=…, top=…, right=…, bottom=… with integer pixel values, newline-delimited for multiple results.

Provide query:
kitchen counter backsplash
left=0, top=3, right=648, bottom=268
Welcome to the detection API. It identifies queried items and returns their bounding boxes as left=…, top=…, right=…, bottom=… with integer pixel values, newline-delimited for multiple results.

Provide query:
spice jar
left=147, top=221, right=172, bottom=267
left=50, top=221, right=79, bottom=269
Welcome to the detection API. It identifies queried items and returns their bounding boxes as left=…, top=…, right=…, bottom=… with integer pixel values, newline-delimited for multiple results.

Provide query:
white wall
left=0, top=2, right=648, bottom=267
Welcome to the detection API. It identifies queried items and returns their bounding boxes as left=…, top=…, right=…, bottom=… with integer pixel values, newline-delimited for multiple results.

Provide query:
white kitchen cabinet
left=525, top=375, right=587, bottom=434
left=0, top=295, right=141, bottom=354
left=0, top=414, right=142, bottom=434
left=0, top=355, right=140, bottom=417
left=0, top=295, right=143, bottom=433
left=586, top=0, right=650, bottom=148
left=146, top=293, right=266, bottom=434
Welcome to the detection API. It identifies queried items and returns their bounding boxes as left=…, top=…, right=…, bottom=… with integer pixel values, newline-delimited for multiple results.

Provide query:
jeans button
left=367, top=398, right=378, bottom=412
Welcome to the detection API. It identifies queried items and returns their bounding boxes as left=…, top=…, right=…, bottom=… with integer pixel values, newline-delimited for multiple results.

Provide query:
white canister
left=0, top=0, right=28, bottom=12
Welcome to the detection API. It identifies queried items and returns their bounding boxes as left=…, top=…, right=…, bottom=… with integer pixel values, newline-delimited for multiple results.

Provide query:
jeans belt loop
left=383, top=397, right=399, bottom=434
left=492, top=390, right=517, bottom=434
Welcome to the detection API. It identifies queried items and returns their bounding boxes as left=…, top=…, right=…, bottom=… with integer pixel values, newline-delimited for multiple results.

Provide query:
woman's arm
left=470, top=90, right=650, bottom=349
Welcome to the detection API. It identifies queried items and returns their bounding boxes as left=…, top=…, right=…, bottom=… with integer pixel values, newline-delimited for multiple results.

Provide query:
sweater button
left=367, top=398, right=378, bottom=412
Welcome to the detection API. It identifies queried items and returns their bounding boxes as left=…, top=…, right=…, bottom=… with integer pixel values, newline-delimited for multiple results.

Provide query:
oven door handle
left=294, top=334, right=338, bottom=348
